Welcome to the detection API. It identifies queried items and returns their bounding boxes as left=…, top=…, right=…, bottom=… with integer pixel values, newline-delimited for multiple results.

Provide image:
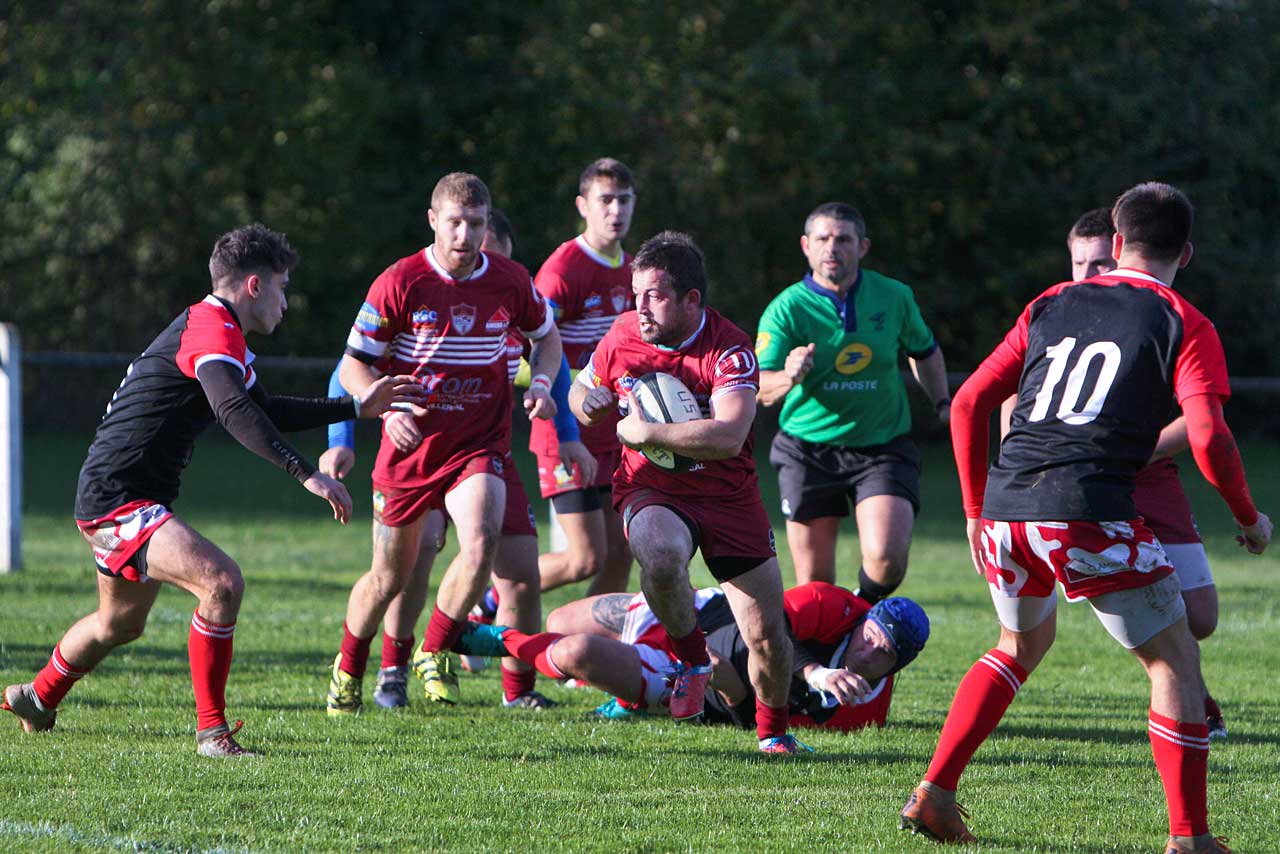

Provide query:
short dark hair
left=208, top=223, right=299, bottom=286
left=431, top=172, right=491, bottom=211
left=632, top=231, right=707, bottom=302
left=1111, top=182, right=1193, bottom=262
left=804, top=202, right=867, bottom=239
left=1067, top=207, right=1115, bottom=245
left=579, top=157, right=636, bottom=197
left=487, top=208, right=515, bottom=253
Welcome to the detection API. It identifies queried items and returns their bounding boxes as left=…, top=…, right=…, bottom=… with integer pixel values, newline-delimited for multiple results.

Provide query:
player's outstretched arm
left=1183, top=392, right=1270, bottom=554
left=302, top=471, right=352, bottom=524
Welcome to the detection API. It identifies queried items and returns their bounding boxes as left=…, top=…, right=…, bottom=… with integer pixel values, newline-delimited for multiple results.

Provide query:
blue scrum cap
left=866, top=597, right=930, bottom=674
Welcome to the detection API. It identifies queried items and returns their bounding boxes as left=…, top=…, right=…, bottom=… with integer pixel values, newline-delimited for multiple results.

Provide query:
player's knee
left=205, top=565, right=245, bottom=610
left=564, top=551, right=603, bottom=583
left=547, top=633, right=592, bottom=673
left=545, top=604, right=572, bottom=635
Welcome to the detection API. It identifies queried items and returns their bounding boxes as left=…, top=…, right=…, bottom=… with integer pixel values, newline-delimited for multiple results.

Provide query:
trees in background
left=3, top=0, right=1278, bottom=377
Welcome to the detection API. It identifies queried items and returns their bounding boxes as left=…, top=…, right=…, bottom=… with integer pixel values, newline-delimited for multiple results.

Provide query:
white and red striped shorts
left=76, top=500, right=173, bottom=582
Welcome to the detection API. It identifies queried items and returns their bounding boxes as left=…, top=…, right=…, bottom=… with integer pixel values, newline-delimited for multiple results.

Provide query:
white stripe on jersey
left=194, top=353, right=246, bottom=374
left=347, top=329, right=389, bottom=358
left=559, top=316, right=616, bottom=343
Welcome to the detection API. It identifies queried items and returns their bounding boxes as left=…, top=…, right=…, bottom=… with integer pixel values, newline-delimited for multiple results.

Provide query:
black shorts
left=550, top=485, right=607, bottom=515
left=769, top=430, right=921, bottom=523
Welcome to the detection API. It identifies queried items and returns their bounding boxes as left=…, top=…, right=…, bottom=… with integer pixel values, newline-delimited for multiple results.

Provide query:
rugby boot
left=326, top=654, right=363, bottom=716
left=412, top=648, right=460, bottom=705
left=502, top=690, right=558, bottom=710
left=372, top=666, right=408, bottom=709
left=196, top=720, right=256, bottom=758
left=899, top=784, right=976, bottom=844
left=758, top=734, right=815, bottom=755
left=454, top=621, right=510, bottom=658
left=1165, top=835, right=1231, bottom=854
left=2, top=683, right=56, bottom=733
left=667, top=660, right=712, bottom=722
left=1205, top=694, right=1227, bottom=740
left=591, top=697, right=651, bottom=720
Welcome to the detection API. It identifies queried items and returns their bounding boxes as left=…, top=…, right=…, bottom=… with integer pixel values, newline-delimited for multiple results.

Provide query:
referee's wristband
left=933, top=397, right=951, bottom=413
left=530, top=373, right=552, bottom=392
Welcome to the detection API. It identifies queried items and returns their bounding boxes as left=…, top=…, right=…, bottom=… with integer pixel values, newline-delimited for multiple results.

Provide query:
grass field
left=2, top=428, right=1278, bottom=853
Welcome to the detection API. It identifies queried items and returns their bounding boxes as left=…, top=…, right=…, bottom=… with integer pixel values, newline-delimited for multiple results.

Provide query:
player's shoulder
left=185, top=295, right=243, bottom=337
left=482, top=251, right=533, bottom=283
left=373, top=249, right=433, bottom=289
left=860, top=268, right=916, bottom=300
left=764, top=280, right=812, bottom=309
left=704, top=308, right=752, bottom=347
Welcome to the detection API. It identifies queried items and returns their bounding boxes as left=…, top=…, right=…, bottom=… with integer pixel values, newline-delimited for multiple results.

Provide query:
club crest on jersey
left=451, top=303, right=476, bottom=335
left=485, top=306, right=511, bottom=333
left=584, top=294, right=603, bottom=311
left=834, top=342, right=873, bottom=375
left=355, top=301, right=388, bottom=333
left=611, top=286, right=629, bottom=314
left=412, top=306, right=438, bottom=327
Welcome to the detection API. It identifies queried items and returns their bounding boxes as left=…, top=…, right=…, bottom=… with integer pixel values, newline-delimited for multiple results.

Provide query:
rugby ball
left=631, top=372, right=701, bottom=471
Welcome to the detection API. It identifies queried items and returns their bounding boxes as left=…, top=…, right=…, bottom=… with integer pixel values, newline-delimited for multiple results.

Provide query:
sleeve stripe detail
left=346, top=329, right=389, bottom=357
left=194, top=353, right=246, bottom=373
left=522, top=306, right=556, bottom=342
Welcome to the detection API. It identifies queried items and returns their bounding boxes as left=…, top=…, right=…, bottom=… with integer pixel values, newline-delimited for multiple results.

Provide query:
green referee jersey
left=755, top=269, right=936, bottom=447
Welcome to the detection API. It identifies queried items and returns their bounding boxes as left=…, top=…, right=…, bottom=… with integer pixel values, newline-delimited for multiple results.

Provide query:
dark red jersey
left=345, top=248, right=552, bottom=488
left=970, top=269, right=1229, bottom=521
left=76, top=295, right=343, bottom=519
left=582, top=308, right=761, bottom=499
left=530, top=237, right=632, bottom=456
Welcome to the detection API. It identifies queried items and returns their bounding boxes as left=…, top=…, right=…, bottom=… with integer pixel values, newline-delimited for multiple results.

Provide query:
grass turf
left=2, top=429, right=1278, bottom=852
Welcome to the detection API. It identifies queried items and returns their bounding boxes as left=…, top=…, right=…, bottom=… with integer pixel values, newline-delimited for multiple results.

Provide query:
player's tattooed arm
left=590, top=594, right=633, bottom=635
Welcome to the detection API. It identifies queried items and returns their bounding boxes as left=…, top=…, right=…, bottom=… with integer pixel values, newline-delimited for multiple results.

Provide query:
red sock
left=501, top=665, right=537, bottom=702
left=755, top=699, right=789, bottom=741
left=381, top=633, right=414, bottom=669
left=669, top=624, right=709, bottom=666
left=500, top=630, right=566, bottom=679
left=339, top=623, right=374, bottom=679
left=924, top=649, right=1027, bottom=790
left=189, top=611, right=235, bottom=732
left=422, top=607, right=465, bottom=653
left=31, top=644, right=91, bottom=709
left=1148, top=708, right=1210, bottom=836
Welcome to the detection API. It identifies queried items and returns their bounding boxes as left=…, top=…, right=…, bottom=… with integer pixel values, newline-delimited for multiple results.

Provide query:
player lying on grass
left=454, top=581, right=929, bottom=734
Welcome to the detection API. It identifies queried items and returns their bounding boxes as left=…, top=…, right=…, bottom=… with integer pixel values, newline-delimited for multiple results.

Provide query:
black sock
left=854, top=567, right=898, bottom=605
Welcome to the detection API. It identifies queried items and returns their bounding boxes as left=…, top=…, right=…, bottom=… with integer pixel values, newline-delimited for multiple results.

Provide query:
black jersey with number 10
left=983, top=270, right=1230, bottom=522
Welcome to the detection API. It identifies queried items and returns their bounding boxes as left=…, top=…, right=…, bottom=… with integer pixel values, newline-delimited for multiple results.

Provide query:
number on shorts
left=1027, top=336, right=1121, bottom=425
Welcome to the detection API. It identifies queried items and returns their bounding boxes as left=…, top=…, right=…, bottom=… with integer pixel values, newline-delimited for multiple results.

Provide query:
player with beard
left=325, top=175, right=563, bottom=715
left=568, top=231, right=801, bottom=754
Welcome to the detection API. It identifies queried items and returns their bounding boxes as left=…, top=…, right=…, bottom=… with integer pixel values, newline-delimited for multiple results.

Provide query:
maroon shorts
left=501, top=455, right=537, bottom=537
left=978, top=517, right=1174, bottom=602
left=373, top=451, right=505, bottom=528
left=76, top=500, right=174, bottom=582
left=1133, top=459, right=1200, bottom=545
left=536, top=447, right=620, bottom=499
left=616, top=486, right=776, bottom=583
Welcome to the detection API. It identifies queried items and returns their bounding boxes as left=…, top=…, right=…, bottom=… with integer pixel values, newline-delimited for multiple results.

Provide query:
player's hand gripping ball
left=630, top=372, right=701, bottom=472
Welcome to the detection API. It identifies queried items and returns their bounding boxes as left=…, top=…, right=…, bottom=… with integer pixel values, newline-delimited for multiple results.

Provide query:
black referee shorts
left=769, top=430, right=921, bottom=523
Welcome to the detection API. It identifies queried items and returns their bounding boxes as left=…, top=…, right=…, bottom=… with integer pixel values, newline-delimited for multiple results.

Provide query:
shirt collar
left=205, top=293, right=242, bottom=329
left=1107, top=267, right=1170, bottom=288
left=575, top=235, right=626, bottom=269
left=654, top=310, right=707, bottom=352
left=803, top=271, right=862, bottom=331
left=425, top=245, right=490, bottom=281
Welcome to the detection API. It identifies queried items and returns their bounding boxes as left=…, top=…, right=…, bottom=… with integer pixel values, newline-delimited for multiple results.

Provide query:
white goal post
left=1, top=324, right=20, bottom=572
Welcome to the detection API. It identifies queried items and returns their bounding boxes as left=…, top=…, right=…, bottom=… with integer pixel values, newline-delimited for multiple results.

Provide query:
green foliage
left=3, top=432, right=1279, bottom=851
left=2, top=1, right=1279, bottom=373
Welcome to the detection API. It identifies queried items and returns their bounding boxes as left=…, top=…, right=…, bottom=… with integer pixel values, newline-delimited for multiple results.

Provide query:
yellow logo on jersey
left=754, top=331, right=772, bottom=355
left=834, top=342, right=873, bottom=375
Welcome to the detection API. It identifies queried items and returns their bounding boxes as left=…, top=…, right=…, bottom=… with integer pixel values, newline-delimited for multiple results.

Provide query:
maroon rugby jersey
left=530, top=236, right=632, bottom=456
left=345, top=247, right=552, bottom=488
left=581, top=308, right=760, bottom=498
